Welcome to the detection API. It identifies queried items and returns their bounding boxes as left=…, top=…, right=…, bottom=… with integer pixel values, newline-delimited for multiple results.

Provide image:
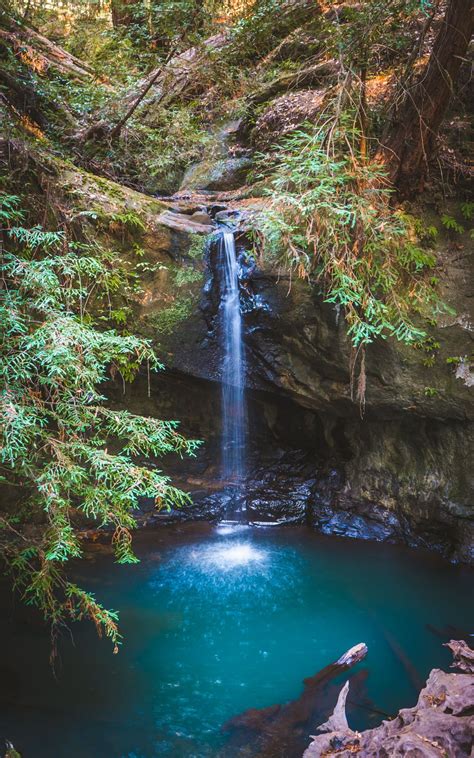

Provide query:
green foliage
left=330, top=0, right=419, bottom=71
left=79, top=106, right=209, bottom=195
left=0, top=194, right=199, bottom=649
left=151, top=296, right=194, bottom=336
left=66, top=18, right=149, bottom=83
left=137, top=0, right=213, bottom=54
left=110, top=210, right=146, bottom=235
left=441, top=214, right=464, bottom=234
left=224, top=0, right=319, bottom=65
left=255, top=124, right=444, bottom=347
left=174, top=266, right=203, bottom=286
left=439, top=205, right=474, bottom=238
left=461, top=202, right=474, bottom=221
left=186, top=234, right=208, bottom=260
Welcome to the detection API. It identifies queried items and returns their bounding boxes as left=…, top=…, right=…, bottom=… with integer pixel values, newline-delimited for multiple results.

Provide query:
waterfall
left=219, top=229, right=246, bottom=485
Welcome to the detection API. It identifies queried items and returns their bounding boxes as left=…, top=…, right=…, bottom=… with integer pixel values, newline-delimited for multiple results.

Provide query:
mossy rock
left=180, top=157, right=252, bottom=192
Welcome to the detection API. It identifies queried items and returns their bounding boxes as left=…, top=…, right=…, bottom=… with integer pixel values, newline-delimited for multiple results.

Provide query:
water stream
left=219, top=228, right=246, bottom=489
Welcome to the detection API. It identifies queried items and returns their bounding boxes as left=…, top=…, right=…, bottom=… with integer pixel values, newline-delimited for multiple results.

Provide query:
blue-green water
left=0, top=523, right=472, bottom=757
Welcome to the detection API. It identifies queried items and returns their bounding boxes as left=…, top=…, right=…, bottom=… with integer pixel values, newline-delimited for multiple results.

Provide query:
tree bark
left=375, top=0, right=474, bottom=196
left=0, top=17, right=94, bottom=81
left=111, top=0, right=139, bottom=27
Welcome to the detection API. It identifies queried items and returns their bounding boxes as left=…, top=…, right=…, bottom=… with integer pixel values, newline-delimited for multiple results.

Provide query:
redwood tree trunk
left=375, top=0, right=474, bottom=196
left=111, top=0, right=138, bottom=27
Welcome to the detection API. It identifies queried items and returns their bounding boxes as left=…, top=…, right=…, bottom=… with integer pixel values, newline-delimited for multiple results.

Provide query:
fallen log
left=221, top=643, right=367, bottom=758
left=0, top=16, right=94, bottom=81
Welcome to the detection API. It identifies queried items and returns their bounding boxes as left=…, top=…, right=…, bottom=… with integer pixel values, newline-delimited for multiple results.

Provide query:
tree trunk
left=0, top=16, right=94, bottom=81
left=111, top=0, right=139, bottom=27
left=375, top=0, right=474, bottom=196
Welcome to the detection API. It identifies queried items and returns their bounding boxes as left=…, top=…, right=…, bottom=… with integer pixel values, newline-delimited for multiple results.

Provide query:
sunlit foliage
left=0, top=195, right=199, bottom=651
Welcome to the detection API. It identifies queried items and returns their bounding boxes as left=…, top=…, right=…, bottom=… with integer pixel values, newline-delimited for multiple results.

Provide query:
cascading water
left=219, top=228, right=246, bottom=488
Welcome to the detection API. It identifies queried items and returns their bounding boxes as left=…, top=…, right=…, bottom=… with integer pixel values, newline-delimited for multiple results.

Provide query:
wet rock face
left=113, top=367, right=472, bottom=561
left=246, top=267, right=474, bottom=421
left=118, top=207, right=473, bottom=563
left=304, top=668, right=474, bottom=758
left=180, top=156, right=252, bottom=192
left=310, top=418, right=474, bottom=563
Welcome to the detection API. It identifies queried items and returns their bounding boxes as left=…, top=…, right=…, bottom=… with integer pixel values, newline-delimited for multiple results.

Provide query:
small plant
left=460, top=202, right=474, bottom=221
left=187, top=234, right=208, bottom=261
left=255, top=123, right=444, bottom=348
left=151, top=296, right=195, bottom=336
left=174, top=266, right=203, bottom=286
left=110, top=211, right=146, bottom=234
left=441, top=214, right=464, bottom=234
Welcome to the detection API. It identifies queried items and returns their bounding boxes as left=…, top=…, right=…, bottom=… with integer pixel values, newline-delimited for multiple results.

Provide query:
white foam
left=215, top=523, right=249, bottom=537
left=191, top=541, right=266, bottom=571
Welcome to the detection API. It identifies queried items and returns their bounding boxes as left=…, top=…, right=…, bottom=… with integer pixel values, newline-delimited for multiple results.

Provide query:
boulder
left=180, top=156, right=252, bottom=192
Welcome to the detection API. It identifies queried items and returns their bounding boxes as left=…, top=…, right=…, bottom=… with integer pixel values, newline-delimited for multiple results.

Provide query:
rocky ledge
left=304, top=641, right=474, bottom=758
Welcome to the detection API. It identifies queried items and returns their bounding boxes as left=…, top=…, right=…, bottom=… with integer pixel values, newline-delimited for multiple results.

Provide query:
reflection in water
left=215, top=523, right=249, bottom=537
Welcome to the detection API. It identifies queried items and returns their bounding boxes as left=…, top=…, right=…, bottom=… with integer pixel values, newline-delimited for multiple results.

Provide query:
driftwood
left=444, top=639, right=474, bottom=674
left=222, top=643, right=368, bottom=758
left=315, top=681, right=350, bottom=733
left=383, top=630, right=424, bottom=693
left=305, top=641, right=474, bottom=758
